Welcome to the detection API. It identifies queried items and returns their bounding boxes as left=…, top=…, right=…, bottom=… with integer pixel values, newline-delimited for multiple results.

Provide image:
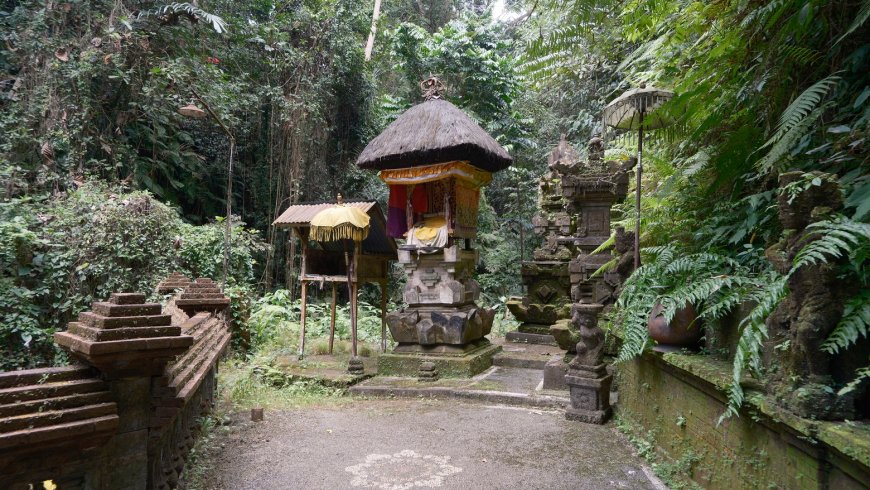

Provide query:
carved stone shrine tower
left=355, top=79, right=512, bottom=377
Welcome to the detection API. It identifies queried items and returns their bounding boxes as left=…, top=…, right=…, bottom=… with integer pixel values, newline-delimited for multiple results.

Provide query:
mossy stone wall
left=616, top=352, right=870, bottom=489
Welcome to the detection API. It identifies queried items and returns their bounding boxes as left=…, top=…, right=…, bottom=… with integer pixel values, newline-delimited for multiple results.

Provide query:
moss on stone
left=376, top=343, right=502, bottom=378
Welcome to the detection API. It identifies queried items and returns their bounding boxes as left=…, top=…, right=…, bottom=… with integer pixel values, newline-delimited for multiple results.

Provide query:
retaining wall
left=616, top=350, right=870, bottom=489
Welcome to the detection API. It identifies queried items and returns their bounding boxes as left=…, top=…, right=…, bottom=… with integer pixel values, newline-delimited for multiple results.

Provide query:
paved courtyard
left=202, top=398, right=666, bottom=489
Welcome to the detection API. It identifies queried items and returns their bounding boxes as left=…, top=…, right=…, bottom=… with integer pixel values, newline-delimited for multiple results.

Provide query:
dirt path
left=199, top=398, right=666, bottom=489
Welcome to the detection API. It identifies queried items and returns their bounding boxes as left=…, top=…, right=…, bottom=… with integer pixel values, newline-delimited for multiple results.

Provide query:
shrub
left=0, top=184, right=265, bottom=370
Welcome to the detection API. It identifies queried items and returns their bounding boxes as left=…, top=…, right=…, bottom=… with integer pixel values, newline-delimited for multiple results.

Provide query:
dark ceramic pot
left=647, top=302, right=702, bottom=346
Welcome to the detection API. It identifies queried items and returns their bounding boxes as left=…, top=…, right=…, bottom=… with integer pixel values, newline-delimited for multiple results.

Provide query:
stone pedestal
left=565, top=363, right=612, bottom=424
left=562, top=303, right=612, bottom=424
left=543, top=355, right=570, bottom=390
left=506, top=262, right=571, bottom=345
left=382, top=245, right=498, bottom=377
left=379, top=339, right=501, bottom=378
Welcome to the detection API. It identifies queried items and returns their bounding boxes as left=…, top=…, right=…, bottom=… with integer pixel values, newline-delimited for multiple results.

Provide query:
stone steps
left=0, top=365, right=119, bottom=454
left=0, top=365, right=94, bottom=389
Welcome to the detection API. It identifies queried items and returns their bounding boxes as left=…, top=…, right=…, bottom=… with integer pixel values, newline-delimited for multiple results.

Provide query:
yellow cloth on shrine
left=379, top=161, right=492, bottom=188
left=413, top=216, right=447, bottom=241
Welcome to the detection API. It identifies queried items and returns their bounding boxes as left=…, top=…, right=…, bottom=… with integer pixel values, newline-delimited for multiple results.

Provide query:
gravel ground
left=199, top=398, right=666, bottom=490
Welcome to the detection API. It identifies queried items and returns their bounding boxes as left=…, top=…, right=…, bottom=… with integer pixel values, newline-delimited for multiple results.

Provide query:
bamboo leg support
left=328, top=282, right=337, bottom=355
left=298, top=281, right=308, bottom=360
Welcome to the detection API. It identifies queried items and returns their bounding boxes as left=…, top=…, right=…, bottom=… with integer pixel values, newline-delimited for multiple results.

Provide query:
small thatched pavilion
left=273, top=200, right=397, bottom=359
left=355, top=78, right=512, bottom=377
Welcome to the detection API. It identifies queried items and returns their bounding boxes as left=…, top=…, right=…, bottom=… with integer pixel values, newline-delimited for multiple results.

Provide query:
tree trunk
left=364, top=0, right=382, bottom=61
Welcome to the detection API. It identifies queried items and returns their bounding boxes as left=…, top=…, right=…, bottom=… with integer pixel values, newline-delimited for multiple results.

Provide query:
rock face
left=508, top=135, right=635, bottom=345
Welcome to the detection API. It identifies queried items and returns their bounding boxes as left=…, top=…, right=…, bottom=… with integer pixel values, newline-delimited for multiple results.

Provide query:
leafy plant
left=614, top=245, right=767, bottom=362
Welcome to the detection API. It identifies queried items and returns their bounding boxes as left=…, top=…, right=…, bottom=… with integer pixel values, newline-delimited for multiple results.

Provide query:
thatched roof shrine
left=356, top=99, right=513, bottom=173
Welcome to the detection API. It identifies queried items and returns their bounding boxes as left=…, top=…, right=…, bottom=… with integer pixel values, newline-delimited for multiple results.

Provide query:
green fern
left=793, top=217, right=870, bottom=269
left=720, top=274, right=788, bottom=423
left=762, top=74, right=841, bottom=150
left=838, top=362, right=870, bottom=396
left=822, top=293, right=870, bottom=355
left=756, top=103, right=830, bottom=173
left=136, top=3, right=228, bottom=34
left=615, top=246, right=764, bottom=362
left=835, top=0, right=870, bottom=44
left=720, top=215, right=869, bottom=420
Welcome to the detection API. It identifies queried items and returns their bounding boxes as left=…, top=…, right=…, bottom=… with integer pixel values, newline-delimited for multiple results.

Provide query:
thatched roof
left=356, top=99, right=513, bottom=173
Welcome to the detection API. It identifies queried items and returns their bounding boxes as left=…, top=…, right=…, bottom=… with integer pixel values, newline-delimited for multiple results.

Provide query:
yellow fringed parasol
left=305, top=194, right=370, bottom=367
left=310, top=204, right=370, bottom=243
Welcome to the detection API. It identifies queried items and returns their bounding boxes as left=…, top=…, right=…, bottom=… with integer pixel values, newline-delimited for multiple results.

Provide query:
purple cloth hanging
left=387, top=204, right=408, bottom=237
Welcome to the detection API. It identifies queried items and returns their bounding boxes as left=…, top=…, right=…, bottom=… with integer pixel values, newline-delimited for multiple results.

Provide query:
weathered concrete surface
left=202, top=399, right=665, bottom=490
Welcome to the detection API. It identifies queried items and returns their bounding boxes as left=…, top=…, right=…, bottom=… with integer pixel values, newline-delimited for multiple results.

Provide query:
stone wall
left=616, top=350, right=870, bottom=489
left=0, top=278, right=230, bottom=490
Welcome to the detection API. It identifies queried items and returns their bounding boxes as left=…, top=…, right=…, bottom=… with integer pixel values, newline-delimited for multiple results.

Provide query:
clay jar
left=647, top=302, right=702, bottom=347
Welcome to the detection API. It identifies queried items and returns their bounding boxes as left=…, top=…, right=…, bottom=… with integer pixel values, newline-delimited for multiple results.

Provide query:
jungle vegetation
left=1, top=0, right=868, bottom=417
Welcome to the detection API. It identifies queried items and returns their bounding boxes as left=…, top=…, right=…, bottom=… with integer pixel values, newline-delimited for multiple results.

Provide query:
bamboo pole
left=328, top=282, right=337, bottom=355
left=350, top=241, right=360, bottom=358
left=634, top=111, right=644, bottom=270
left=380, top=280, right=388, bottom=353
left=298, top=280, right=308, bottom=360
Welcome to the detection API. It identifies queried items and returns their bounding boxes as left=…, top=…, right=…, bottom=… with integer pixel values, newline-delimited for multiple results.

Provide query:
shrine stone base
left=565, top=363, right=613, bottom=424
left=543, top=355, right=570, bottom=391
left=377, top=339, right=502, bottom=378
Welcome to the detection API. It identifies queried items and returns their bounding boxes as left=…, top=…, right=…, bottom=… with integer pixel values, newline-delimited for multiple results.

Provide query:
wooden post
left=350, top=241, right=360, bottom=358
left=298, top=280, right=308, bottom=360
left=328, top=282, right=337, bottom=355
left=380, top=280, right=388, bottom=353
left=297, top=234, right=309, bottom=360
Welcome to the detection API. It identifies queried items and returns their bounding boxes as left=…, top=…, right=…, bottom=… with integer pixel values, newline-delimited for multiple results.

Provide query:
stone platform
left=377, top=340, right=501, bottom=378
left=350, top=365, right=570, bottom=410
left=273, top=354, right=377, bottom=388
left=354, top=340, right=579, bottom=408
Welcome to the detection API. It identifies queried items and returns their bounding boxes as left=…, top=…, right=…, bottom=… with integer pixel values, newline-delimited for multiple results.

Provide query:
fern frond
left=616, top=307, right=652, bottom=362
left=793, top=217, right=870, bottom=269
left=590, top=257, right=618, bottom=279
left=756, top=104, right=829, bottom=173
left=720, top=274, right=787, bottom=424
left=838, top=362, right=870, bottom=396
left=835, top=0, right=870, bottom=44
left=822, top=292, right=870, bottom=354
left=762, top=74, right=841, bottom=150
left=136, top=3, right=228, bottom=34
left=589, top=234, right=615, bottom=255
left=779, top=45, right=821, bottom=66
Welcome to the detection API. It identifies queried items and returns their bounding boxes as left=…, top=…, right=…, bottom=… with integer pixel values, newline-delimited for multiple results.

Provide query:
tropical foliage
left=0, top=0, right=867, bottom=422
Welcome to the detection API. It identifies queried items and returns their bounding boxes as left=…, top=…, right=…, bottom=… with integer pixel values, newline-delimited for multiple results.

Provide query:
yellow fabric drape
left=310, top=206, right=371, bottom=243
left=413, top=216, right=447, bottom=241
left=379, top=161, right=492, bottom=188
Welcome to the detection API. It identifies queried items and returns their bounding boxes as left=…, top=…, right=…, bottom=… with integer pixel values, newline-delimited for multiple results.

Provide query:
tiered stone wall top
left=55, top=293, right=193, bottom=378
left=0, top=365, right=119, bottom=485
left=156, top=272, right=192, bottom=294
left=175, top=278, right=231, bottom=316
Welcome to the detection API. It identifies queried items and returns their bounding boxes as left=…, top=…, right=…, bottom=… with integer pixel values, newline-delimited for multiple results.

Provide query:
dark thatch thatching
left=356, top=99, right=513, bottom=172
